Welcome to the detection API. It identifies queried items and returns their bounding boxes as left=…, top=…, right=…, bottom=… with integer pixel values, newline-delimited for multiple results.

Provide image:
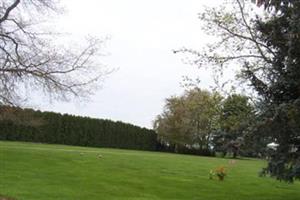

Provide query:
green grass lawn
left=0, top=141, right=299, bottom=200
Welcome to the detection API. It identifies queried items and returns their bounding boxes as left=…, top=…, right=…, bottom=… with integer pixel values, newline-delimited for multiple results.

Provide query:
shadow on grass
left=215, top=154, right=263, bottom=161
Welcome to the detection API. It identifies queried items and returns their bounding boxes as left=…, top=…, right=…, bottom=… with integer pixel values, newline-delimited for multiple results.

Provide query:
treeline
left=0, top=106, right=157, bottom=151
left=154, top=89, right=270, bottom=158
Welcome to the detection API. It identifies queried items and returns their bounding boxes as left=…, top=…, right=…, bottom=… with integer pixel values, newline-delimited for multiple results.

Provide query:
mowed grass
left=0, top=141, right=299, bottom=200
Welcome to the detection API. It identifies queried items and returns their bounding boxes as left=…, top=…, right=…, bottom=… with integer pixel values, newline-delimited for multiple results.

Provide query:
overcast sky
left=35, top=0, right=226, bottom=128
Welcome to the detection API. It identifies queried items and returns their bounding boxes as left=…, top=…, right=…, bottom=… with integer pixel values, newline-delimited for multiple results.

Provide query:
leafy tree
left=252, top=0, right=300, bottom=181
left=154, top=88, right=222, bottom=153
left=176, top=0, right=300, bottom=181
left=214, top=94, right=255, bottom=158
left=154, top=96, right=186, bottom=150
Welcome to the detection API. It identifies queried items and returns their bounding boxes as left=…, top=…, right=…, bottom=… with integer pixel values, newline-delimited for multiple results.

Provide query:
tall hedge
left=0, top=107, right=158, bottom=151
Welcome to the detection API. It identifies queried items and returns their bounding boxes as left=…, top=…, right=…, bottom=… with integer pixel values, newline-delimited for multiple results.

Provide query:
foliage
left=176, top=0, right=300, bottom=181
left=154, top=88, right=222, bottom=153
left=209, top=166, right=227, bottom=181
left=215, top=166, right=227, bottom=181
left=0, top=106, right=157, bottom=151
left=155, top=89, right=259, bottom=158
left=252, top=0, right=300, bottom=182
left=214, top=94, right=256, bottom=158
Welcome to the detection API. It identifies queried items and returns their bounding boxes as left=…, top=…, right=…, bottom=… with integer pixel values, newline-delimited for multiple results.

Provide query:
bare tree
left=0, top=0, right=110, bottom=106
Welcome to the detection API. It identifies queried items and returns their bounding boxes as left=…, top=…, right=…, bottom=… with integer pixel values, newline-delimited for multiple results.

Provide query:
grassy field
left=0, top=141, right=299, bottom=200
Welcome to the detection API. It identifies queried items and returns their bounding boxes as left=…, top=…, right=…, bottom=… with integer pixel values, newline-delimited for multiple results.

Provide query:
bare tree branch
left=0, top=0, right=110, bottom=106
left=174, top=0, right=274, bottom=98
left=0, top=0, right=20, bottom=24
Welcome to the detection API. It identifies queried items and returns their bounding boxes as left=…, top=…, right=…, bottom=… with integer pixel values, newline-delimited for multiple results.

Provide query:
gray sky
left=36, top=0, right=225, bottom=128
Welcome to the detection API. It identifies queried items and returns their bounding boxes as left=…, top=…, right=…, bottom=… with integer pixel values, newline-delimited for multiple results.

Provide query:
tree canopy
left=215, top=94, right=255, bottom=158
left=154, top=88, right=258, bottom=158
left=154, top=88, right=222, bottom=153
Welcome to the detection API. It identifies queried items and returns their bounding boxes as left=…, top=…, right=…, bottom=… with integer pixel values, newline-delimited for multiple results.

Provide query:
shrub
left=209, top=166, right=227, bottom=181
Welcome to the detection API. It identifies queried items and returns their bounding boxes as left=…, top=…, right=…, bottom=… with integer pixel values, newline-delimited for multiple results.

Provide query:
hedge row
left=0, top=107, right=158, bottom=151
